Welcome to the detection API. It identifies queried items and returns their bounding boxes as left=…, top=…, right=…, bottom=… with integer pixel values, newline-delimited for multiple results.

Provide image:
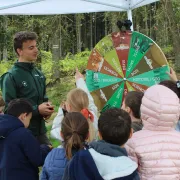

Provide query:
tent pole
left=127, top=9, right=134, bottom=31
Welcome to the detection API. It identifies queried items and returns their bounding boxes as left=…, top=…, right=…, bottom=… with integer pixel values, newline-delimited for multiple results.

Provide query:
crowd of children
left=0, top=67, right=180, bottom=180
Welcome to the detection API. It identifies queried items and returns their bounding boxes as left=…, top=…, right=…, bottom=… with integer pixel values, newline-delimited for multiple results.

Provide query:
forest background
left=0, top=1, right=180, bottom=134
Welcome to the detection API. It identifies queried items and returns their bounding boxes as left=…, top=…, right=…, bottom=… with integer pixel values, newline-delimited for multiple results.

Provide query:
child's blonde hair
left=66, top=88, right=96, bottom=142
left=0, top=96, right=5, bottom=107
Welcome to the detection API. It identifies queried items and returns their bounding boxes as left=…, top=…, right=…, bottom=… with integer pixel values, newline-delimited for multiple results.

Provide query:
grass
left=46, top=76, right=76, bottom=110
left=46, top=125, right=60, bottom=148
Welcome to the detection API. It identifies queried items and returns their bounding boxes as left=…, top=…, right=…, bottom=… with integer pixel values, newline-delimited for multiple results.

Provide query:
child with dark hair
left=41, top=112, right=89, bottom=180
left=63, top=108, right=139, bottom=180
left=0, top=96, right=5, bottom=114
left=159, top=80, right=180, bottom=98
left=0, top=99, right=51, bottom=180
left=121, top=91, right=144, bottom=132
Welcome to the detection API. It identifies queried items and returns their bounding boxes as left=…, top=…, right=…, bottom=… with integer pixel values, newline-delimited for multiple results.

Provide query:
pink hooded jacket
left=126, top=85, right=180, bottom=180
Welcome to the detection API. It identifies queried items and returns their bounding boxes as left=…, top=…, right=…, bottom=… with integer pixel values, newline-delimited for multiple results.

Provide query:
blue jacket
left=0, top=114, right=51, bottom=180
left=63, top=140, right=140, bottom=180
left=40, top=147, right=68, bottom=180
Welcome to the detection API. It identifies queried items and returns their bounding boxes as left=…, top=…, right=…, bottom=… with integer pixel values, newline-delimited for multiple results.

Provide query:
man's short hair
left=159, top=80, right=180, bottom=98
left=7, top=99, right=33, bottom=118
left=125, top=91, right=144, bottom=119
left=0, top=96, right=5, bottom=107
left=98, top=108, right=131, bottom=146
left=14, top=31, right=38, bottom=55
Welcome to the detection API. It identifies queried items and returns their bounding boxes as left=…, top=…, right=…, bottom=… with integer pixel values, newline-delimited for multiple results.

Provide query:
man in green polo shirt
left=0, top=31, right=54, bottom=145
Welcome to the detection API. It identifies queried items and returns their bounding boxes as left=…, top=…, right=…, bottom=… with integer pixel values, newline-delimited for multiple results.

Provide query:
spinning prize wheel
left=86, top=31, right=170, bottom=112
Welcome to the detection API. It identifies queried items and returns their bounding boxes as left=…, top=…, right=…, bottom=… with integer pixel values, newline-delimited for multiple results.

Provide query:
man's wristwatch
left=177, top=80, right=180, bottom=88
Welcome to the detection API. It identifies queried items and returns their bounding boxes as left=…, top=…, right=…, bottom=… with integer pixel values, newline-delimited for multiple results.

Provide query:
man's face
left=0, top=106, right=5, bottom=114
left=18, top=40, right=38, bottom=62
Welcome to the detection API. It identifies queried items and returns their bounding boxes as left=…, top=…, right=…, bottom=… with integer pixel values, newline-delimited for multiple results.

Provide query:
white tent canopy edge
left=0, top=0, right=159, bottom=31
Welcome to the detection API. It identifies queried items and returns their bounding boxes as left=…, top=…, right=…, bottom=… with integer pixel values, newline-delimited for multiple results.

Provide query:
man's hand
left=38, top=102, right=54, bottom=117
left=43, top=115, right=51, bottom=120
left=166, top=67, right=178, bottom=82
left=47, top=145, right=53, bottom=150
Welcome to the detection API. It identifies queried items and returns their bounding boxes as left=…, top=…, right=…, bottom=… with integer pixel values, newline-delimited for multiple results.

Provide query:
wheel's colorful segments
left=101, top=82, right=125, bottom=112
left=95, top=35, right=114, bottom=57
left=127, top=81, right=149, bottom=92
left=104, top=49, right=124, bottom=78
left=128, top=66, right=169, bottom=86
left=100, top=59, right=122, bottom=78
left=87, top=48, right=122, bottom=78
left=90, top=81, right=124, bottom=111
left=86, top=31, right=169, bottom=112
left=87, top=49, right=104, bottom=72
left=126, top=31, right=153, bottom=78
left=112, top=31, right=132, bottom=77
left=128, top=44, right=168, bottom=78
left=86, top=70, right=123, bottom=92
left=126, top=81, right=136, bottom=91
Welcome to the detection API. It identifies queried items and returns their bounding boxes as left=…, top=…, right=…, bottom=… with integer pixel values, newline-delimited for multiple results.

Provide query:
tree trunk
left=3, top=16, right=8, bottom=61
left=90, top=14, right=93, bottom=50
left=111, top=12, right=118, bottom=32
left=59, top=15, right=62, bottom=58
left=94, top=13, right=97, bottom=46
left=76, top=14, right=81, bottom=53
left=105, top=15, right=108, bottom=36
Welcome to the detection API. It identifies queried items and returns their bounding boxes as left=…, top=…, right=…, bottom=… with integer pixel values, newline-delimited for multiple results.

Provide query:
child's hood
left=0, top=114, right=24, bottom=139
left=89, top=140, right=138, bottom=180
left=141, top=85, right=180, bottom=131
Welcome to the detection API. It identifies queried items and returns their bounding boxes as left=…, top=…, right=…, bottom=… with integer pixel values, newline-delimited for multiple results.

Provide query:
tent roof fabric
left=0, top=0, right=159, bottom=15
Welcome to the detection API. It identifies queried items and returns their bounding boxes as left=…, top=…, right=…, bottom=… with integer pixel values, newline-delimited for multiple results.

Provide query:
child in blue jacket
left=63, top=108, right=140, bottom=180
left=40, top=112, right=89, bottom=180
left=0, top=99, right=51, bottom=180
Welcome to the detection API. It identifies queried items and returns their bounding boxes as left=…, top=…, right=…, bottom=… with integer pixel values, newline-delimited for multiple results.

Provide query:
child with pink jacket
left=126, top=85, right=180, bottom=180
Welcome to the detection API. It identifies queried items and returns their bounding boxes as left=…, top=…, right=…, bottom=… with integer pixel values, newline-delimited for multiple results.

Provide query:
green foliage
left=47, top=76, right=76, bottom=108
left=59, top=50, right=90, bottom=76
left=40, top=51, right=53, bottom=84
left=162, top=45, right=174, bottom=58
left=46, top=125, right=60, bottom=147
left=0, top=60, right=14, bottom=76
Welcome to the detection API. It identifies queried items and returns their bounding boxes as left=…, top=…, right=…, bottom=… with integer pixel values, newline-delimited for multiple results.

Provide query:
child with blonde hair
left=51, top=68, right=98, bottom=142
left=0, top=96, right=5, bottom=114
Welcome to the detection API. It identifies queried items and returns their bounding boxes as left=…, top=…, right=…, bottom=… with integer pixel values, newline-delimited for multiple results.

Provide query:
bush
left=59, top=50, right=90, bottom=77
left=0, top=60, right=14, bottom=77
left=40, top=50, right=90, bottom=84
left=162, top=45, right=174, bottom=58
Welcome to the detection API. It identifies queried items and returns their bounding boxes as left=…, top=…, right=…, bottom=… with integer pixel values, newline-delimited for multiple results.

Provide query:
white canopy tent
left=0, top=0, right=159, bottom=30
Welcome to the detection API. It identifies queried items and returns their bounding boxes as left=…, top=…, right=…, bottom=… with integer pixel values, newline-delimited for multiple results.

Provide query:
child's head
left=121, top=91, right=144, bottom=120
left=141, top=85, right=180, bottom=131
left=61, top=112, right=89, bottom=160
left=0, top=96, right=5, bottom=114
left=6, top=99, right=33, bottom=128
left=159, top=80, right=180, bottom=98
left=98, top=108, right=132, bottom=146
left=66, top=88, right=89, bottom=112
left=66, top=88, right=95, bottom=142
